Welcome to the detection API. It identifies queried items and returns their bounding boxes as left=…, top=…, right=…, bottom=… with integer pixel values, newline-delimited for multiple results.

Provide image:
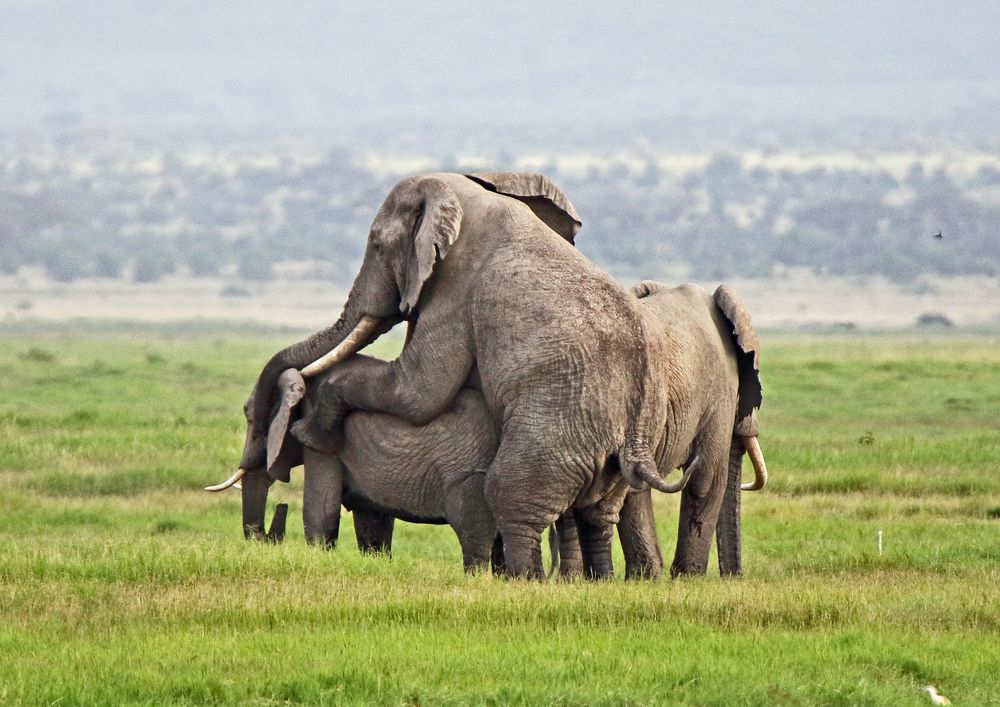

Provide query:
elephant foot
left=290, top=416, right=342, bottom=454
left=498, top=527, right=545, bottom=579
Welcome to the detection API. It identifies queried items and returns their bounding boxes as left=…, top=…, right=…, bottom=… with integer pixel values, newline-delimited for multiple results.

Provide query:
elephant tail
left=620, top=440, right=697, bottom=494
left=545, top=524, right=560, bottom=579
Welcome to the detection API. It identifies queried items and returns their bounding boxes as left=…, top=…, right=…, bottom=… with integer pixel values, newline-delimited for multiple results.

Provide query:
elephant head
left=236, top=172, right=582, bottom=475
left=204, top=369, right=307, bottom=538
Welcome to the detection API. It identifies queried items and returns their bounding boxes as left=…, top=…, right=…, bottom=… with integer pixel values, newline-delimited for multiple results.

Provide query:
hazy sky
left=3, top=1, right=999, bottom=142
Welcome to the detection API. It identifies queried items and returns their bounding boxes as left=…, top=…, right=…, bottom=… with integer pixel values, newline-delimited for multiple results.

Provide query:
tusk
left=741, top=436, right=768, bottom=491
left=233, top=482, right=242, bottom=491
left=205, top=468, right=247, bottom=492
left=301, top=315, right=381, bottom=377
left=634, top=455, right=700, bottom=494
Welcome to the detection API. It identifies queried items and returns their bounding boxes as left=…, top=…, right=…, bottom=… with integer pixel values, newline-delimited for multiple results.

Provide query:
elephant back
left=712, top=285, right=762, bottom=433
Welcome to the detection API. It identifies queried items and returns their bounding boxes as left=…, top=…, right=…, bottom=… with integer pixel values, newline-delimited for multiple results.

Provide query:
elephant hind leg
left=669, top=438, right=729, bottom=577
left=618, top=489, right=664, bottom=580
left=573, top=509, right=616, bottom=580
left=493, top=523, right=546, bottom=579
left=484, top=446, right=582, bottom=579
left=555, top=511, right=584, bottom=579
left=353, top=510, right=395, bottom=555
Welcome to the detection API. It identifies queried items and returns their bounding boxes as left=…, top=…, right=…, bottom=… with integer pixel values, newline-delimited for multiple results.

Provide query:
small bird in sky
left=933, top=231, right=943, bottom=239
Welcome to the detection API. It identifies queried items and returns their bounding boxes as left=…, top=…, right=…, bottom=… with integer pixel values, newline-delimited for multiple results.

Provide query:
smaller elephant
left=620, top=280, right=767, bottom=579
left=209, top=355, right=581, bottom=575
left=219, top=356, right=501, bottom=570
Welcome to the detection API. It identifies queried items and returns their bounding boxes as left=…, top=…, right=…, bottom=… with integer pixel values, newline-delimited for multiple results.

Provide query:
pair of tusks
left=631, top=435, right=768, bottom=494
left=205, top=315, right=382, bottom=493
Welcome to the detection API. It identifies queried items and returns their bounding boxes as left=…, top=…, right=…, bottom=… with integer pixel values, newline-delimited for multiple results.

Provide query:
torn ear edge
left=713, top=285, right=762, bottom=424
left=465, top=172, right=582, bottom=244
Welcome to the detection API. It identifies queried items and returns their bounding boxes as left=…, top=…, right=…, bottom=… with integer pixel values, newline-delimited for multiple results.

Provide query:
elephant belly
left=342, top=487, right=447, bottom=525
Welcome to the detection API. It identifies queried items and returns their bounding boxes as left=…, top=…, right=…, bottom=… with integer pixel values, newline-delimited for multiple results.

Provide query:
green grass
left=0, top=326, right=998, bottom=705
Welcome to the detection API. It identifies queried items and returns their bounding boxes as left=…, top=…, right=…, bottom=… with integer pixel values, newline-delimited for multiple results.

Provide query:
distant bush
left=132, top=244, right=176, bottom=283
left=221, top=283, right=251, bottom=297
left=18, top=347, right=55, bottom=362
left=915, top=312, right=954, bottom=328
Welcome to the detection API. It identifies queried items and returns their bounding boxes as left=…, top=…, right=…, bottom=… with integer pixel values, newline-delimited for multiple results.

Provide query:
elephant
left=211, top=355, right=583, bottom=576
left=208, top=276, right=768, bottom=580
left=233, top=171, right=682, bottom=579
left=613, top=280, right=766, bottom=578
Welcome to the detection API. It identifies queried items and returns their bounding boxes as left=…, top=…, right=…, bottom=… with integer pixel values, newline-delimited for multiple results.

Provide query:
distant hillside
left=1, top=135, right=997, bottom=286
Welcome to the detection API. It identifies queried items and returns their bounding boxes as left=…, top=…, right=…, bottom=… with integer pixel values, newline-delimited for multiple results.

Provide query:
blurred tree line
left=1, top=138, right=998, bottom=285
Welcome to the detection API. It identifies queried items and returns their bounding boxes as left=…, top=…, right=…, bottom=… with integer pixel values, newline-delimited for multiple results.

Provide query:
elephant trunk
left=240, top=466, right=275, bottom=540
left=716, top=437, right=745, bottom=576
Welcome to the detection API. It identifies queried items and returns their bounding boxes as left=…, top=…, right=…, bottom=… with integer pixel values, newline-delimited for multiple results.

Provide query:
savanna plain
left=0, top=323, right=997, bottom=706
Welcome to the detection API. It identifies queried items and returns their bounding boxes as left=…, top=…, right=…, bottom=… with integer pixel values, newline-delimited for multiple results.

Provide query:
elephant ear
left=465, top=172, right=582, bottom=244
left=401, top=177, right=464, bottom=315
left=266, top=368, right=307, bottom=482
left=713, top=285, right=761, bottom=431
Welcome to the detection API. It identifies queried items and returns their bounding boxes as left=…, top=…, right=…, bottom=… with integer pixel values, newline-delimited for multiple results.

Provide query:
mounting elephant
left=210, top=355, right=584, bottom=576
left=236, top=171, right=681, bottom=578
left=615, top=280, right=767, bottom=579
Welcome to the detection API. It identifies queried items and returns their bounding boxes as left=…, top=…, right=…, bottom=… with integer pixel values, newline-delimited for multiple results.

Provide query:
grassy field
left=0, top=324, right=997, bottom=706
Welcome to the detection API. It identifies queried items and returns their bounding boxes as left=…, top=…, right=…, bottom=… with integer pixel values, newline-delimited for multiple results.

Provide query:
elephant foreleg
left=302, top=448, right=343, bottom=548
left=716, top=437, right=745, bottom=577
left=446, top=474, right=498, bottom=573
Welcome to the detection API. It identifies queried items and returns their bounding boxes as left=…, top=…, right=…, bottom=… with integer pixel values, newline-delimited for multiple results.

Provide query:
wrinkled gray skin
left=616, top=280, right=763, bottom=578
left=242, top=356, right=585, bottom=577
left=248, top=172, right=671, bottom=579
